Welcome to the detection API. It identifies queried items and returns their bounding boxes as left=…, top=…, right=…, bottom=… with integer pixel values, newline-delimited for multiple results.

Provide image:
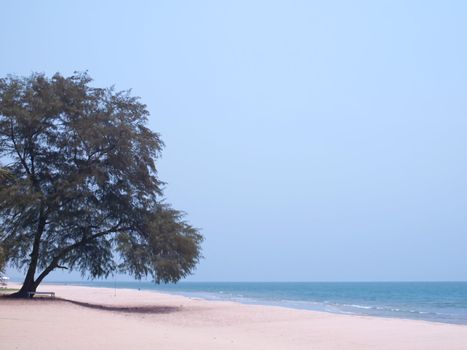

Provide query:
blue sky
left=2, top=0, right=467, bottom=281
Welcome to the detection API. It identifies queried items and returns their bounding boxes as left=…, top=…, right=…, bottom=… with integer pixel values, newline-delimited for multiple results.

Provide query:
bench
left=27, top=291, right=55, bottom=298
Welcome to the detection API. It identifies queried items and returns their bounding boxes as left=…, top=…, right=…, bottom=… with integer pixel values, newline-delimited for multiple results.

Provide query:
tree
left=0, top=244, right=5, bottom=275
left=0, top=73, right=203, bottom=298
left=0, top=168, right=11, bottom=281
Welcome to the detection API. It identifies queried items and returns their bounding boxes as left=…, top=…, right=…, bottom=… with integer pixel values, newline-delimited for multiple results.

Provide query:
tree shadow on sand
left=0, top=295, right=181, bottom=314
left=60, top=298, right=182, bottom=314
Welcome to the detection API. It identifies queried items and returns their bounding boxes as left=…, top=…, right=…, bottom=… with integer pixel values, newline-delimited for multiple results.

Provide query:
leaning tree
left=0, top=72, right=203, bottom=297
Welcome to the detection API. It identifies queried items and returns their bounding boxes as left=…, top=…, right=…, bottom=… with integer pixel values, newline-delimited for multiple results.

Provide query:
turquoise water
left=57, top=281, right=467, bottom=325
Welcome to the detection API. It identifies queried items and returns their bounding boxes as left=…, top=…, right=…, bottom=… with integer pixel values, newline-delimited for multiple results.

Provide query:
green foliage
left=117, top=204, right=203, bottom=283
left=0, top=168, right=11, bottom=179
left=0, top=244, right=5, bottom=274
left=0, top=72, right=202, bottom=291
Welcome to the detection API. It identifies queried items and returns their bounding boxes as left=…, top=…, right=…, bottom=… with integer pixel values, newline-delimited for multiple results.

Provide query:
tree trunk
left=10, top=260, right=56, bottom=298
left=9, top=208, right=46, bottom=298
left=10, top=274, right=38, bottom=298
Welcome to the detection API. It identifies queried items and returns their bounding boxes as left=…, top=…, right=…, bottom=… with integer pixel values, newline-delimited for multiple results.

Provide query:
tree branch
left=33, top=224, right=130, bottom=286
left=10, top=121, right=31, bottom=177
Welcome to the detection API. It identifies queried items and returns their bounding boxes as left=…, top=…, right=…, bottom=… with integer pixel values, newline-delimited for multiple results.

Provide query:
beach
left=1, top=283, right=467, bottom=349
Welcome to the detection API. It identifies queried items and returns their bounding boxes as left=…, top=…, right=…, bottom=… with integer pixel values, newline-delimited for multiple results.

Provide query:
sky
left=1, top=0, right=467, bottom=282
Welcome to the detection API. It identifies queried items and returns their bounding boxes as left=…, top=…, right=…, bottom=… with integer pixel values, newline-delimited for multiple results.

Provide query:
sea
left=52, top=281, right=467, bottom=325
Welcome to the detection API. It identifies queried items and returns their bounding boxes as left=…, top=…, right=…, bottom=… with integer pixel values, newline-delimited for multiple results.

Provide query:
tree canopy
left=0, top=244, right=5, bottom=276
left=0, top=72, right=202, bottom=297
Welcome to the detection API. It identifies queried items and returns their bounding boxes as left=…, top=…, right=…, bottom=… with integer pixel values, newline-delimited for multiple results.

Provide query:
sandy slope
left=1, top=283, right=466, bottom=350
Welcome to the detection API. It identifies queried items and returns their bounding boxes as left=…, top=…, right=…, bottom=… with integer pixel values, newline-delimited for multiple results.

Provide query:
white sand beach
left=1, top=283, right=467, bottom=350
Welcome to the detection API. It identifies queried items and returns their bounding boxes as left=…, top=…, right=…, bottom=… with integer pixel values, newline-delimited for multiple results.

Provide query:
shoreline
left=2, top=283, right=467, bottom=349
left=37, top=280, right=467, bottom=326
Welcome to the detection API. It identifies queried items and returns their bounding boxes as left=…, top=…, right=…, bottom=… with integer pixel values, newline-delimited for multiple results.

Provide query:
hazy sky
left=2, top=1, right=467, bottom=282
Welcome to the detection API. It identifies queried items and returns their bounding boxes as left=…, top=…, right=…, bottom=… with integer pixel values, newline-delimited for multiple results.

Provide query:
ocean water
left=58, top=281, right=467, bottom=325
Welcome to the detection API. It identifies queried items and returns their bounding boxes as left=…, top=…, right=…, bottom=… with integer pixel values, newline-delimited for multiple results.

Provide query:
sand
left=1, top=283, right=467, bottom=350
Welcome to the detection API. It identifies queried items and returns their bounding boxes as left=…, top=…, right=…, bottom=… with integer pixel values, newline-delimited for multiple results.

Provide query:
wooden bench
left=27, top=291, right=55, bottom=298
